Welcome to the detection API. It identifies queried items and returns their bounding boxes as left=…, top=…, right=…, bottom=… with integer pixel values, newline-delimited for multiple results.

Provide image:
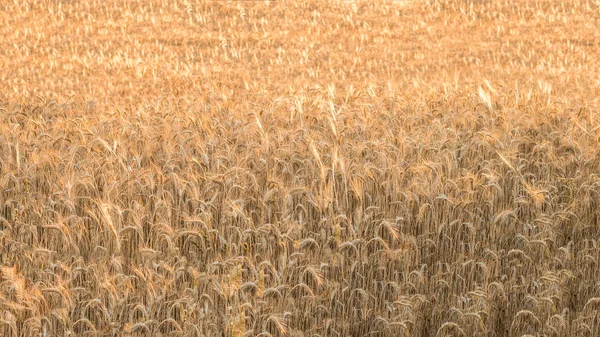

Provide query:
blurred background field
left=2, top=0, right=599, bottom=103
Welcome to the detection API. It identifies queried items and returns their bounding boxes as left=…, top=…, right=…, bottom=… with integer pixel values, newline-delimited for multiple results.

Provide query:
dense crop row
left=1, top=0, right=600, bottom=336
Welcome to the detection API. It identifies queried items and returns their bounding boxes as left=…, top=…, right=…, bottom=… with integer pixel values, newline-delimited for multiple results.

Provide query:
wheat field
left=1, top=0, right=600, bottom=336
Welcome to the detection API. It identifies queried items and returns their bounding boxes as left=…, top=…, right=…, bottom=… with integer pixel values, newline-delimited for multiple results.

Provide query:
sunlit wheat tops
left=1, top=0, right=600, bottom=337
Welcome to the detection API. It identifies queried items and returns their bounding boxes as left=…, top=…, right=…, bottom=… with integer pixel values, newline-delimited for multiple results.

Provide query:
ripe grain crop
left=1, top=0, right=600, bottom=336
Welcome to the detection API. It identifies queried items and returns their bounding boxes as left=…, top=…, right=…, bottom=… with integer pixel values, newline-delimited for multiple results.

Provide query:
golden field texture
left=1, top=0, right=600, bottom=336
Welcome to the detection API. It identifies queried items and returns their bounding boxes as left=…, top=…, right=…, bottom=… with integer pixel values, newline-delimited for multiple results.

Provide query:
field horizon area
left=2, top=0, right=600, bottom=336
